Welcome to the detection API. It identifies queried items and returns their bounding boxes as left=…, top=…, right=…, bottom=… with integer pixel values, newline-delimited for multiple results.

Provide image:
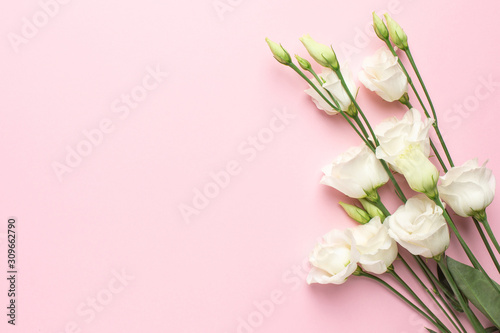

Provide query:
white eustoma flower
left=375, top=108, right=434, bottom=172
left=322, top=64, right=357, bottom=112
left=350, top=217, right=398, bottom=274
left=307, top=229, right=359, bottom=284
left=321, top=144, right=389, bottom=199
left=438, top=159, right=496, bottom=218
left=386, top=195, right=450, bottom=258
left=359, top=47, right=408, bottom=102
left=304, top=69, right=338, bottom=115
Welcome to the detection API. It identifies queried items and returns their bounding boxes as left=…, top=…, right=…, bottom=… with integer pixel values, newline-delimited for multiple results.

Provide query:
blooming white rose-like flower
left=304, top=69, right=337, bottom=115
left=321, top=144, right=389, bottom=199
left=307, top=229, right=360, bottom=284
left=386, top=195, right=450, bottom=258
left=350, top=217, right=398, bottom=274
left=438, top=159, right=496, bottom=218
left=375, top=108, right=434, bottom=172
left=359, top=47, right=408, bottom=102
left=322, top=64, right=357, bottom=112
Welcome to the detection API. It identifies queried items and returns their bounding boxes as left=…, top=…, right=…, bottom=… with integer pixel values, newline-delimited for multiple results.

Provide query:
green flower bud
left=299, top=34, right=339, bottom=69
left=265, top=38, right=292, bottom=65
left=372, top=12, right=389, bottom=40
left=295, top=55, right=312, bottom=71
left=346, top=102, right=357, bottom=118
left=395, top=146, right=439, bottom=199
left=384, top=14, right=408, bottom=50
left=339, top=202, right=371, bottom=224
left=359, top=199, right=386, bottom=222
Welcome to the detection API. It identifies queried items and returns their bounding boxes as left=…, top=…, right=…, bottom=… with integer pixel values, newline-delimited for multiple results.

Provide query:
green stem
left=433, top=125, right=454, bottom=168
left=384, top=40, right=431, bottom=120
left=389, top=268, right=451, bottom=333
left=308, top=67, right=378, bottom=149
left=333, top=67, right=379, bottom=147
left=414, top=256, right=464, bottom=314
left=357, top=271, right=445, bottom=331
left=433, top=199, right=500, bottom=294
left=480, top=215, right=500, bottom=256
left=307, top=67, right=375, bottom=149
left=401, top=256, right=466, bottom=333
left=404, top=48, right=436, bottom=122
left=288, top=63, right=371, bottom=148
left=436, top=256, right=486, bottom=332
left=430, top=139, right=448, bottom=172
left=305, top=63, right=412, bottom=204
left=308, top=67, right=342, bottom=111
left=371, top=201, right=455, bottom=326
left=400, top=101, right=448, bottom=172
left=384, top=41, right=454, bottom=170
left=353, top=115, right=373, bottom=147
left=432, top=198, right=480, bottom=268
left=372, top=197, right=391, bottom=217
left=380, top=160, right=407, bottom=203
left=289, top=63, right=338, bottom=111
left=474, top=218, right=500, bottom=273
left=300, top=63, right=409, bottom=204
left=404, top=47, right=454, bottom=168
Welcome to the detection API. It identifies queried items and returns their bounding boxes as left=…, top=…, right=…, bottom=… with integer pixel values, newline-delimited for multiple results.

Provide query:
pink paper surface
left=1, top=0, right=500, bottom=332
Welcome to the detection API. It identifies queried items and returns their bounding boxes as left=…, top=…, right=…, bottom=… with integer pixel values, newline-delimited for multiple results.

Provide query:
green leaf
left=485, top=326, right=499, bottom=333
left=447, top=257, right=500, bottom=328
left=425, top=329, right=438, bottom=333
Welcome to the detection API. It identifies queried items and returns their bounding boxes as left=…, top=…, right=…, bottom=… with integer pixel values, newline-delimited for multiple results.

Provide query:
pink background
left=1, top=0, right=500, bottom=332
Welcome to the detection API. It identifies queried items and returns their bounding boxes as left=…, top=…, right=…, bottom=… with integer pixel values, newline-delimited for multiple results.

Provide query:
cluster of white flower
left=310, top=100, right=495, bottom=285
left=266, top=12, right=499, bottom=331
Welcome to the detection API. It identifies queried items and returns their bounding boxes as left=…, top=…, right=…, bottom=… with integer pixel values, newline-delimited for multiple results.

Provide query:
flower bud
left=299, top=34, right=339, bottom=69
left=265, top=38, right=292, bottom=65
left=384, top=14, right=408, bottom=50
left=395, top=146, right=439, bottom=199
left=346, top=102, right=357, bottom=118
left=295, top=55, right=312, bottom=71
left=372, top=12, right=389, bottom=40
left=359, top=199, right=386, bottom=221
left=339, top=202, right=371, bottom=224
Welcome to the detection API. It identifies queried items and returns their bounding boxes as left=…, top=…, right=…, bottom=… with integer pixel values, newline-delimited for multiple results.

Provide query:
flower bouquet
left=266, top=13, right=500, bottom=333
